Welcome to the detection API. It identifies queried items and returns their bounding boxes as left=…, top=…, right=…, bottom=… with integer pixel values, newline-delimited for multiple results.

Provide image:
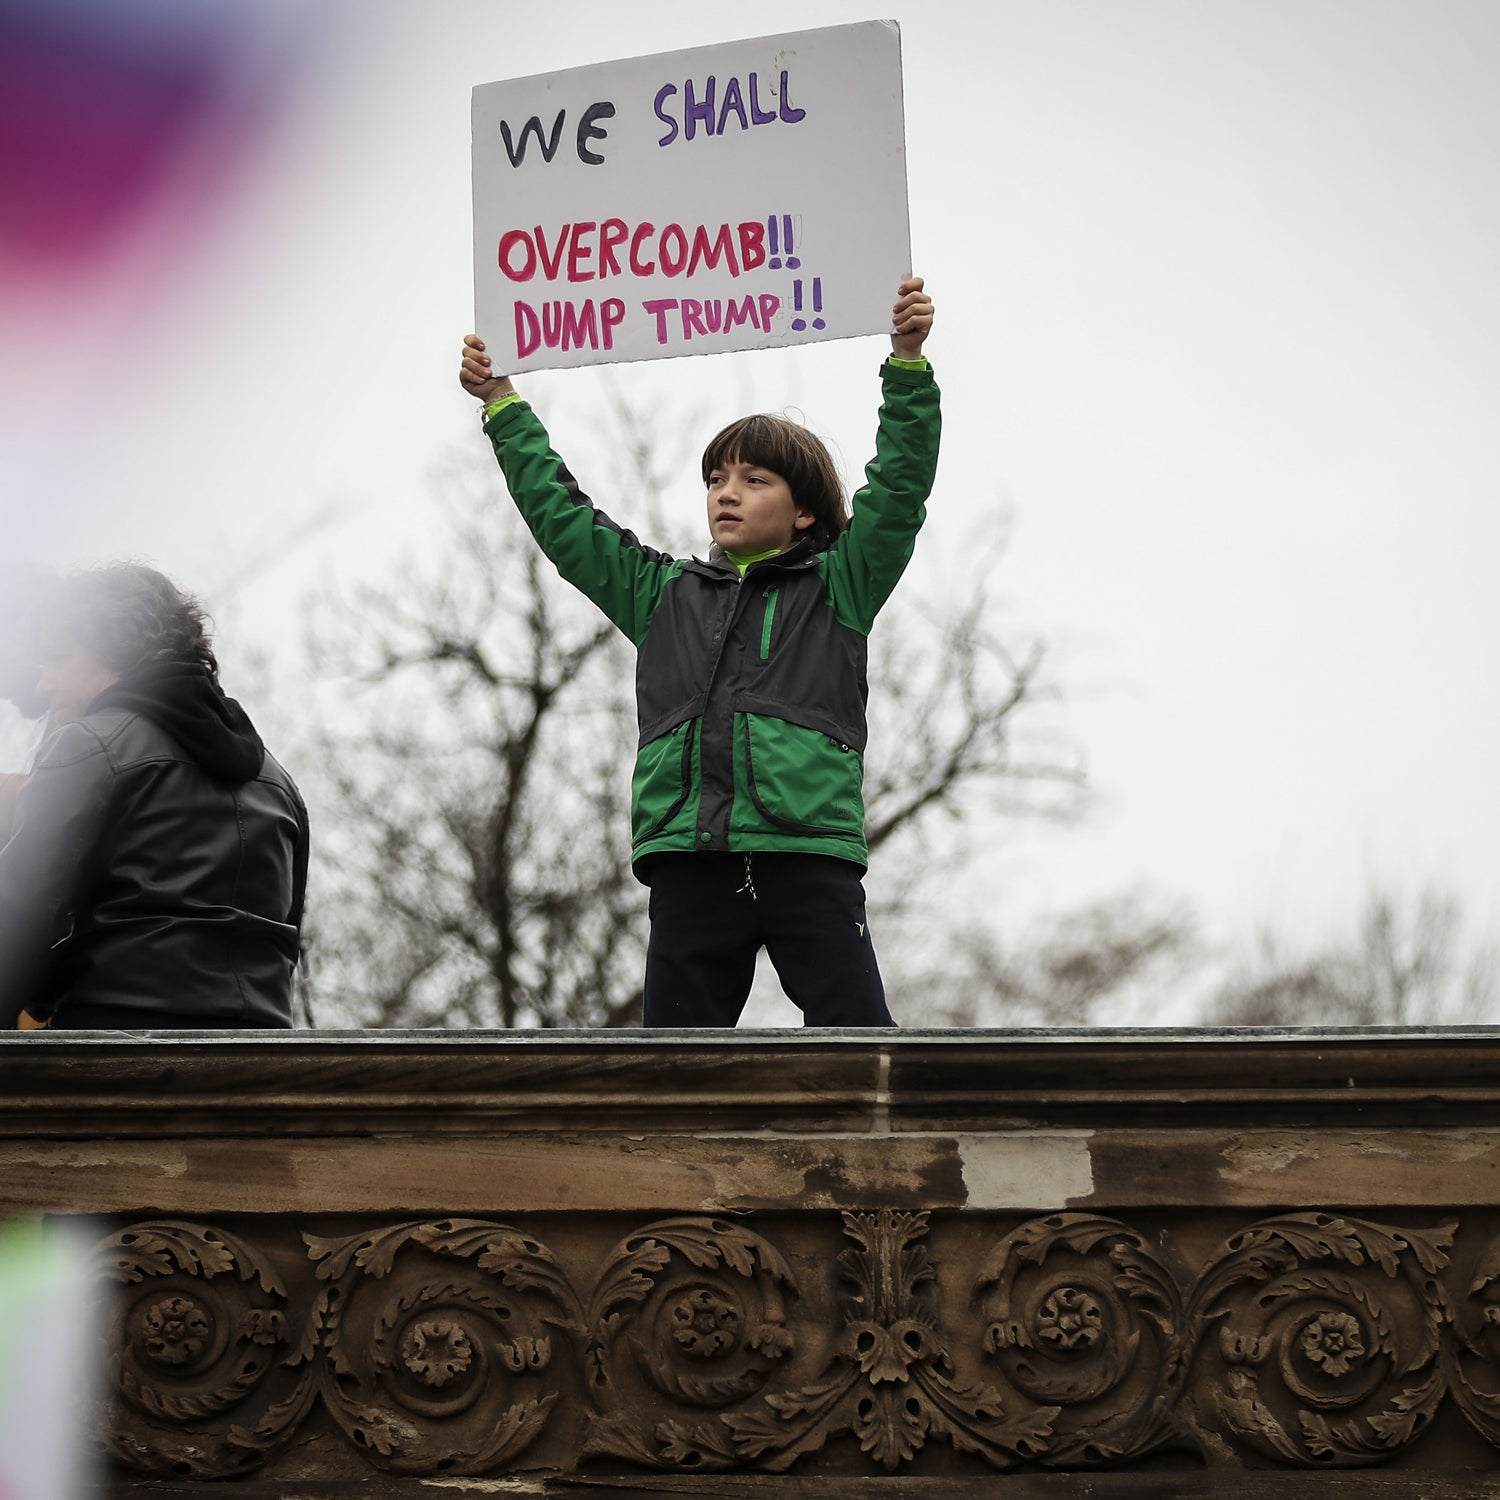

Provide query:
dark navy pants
left=641, top=852, right=895, bottom=1028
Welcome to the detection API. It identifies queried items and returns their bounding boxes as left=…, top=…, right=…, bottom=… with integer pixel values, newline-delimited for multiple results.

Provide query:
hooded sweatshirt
left=0, top=662, right=307, bottom=1027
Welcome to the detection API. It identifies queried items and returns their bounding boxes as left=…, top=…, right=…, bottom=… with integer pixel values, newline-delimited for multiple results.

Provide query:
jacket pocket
left=631, top=718, right=698, bottom=845
left=737, top=713, right=864, bottom=836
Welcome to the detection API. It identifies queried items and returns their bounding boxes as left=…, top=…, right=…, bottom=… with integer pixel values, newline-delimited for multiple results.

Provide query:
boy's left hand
left=891, top=277, right=933, bottom=359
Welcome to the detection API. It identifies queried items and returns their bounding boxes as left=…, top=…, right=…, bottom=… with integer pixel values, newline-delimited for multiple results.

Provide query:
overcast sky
left=3, top=0, right=1497, bottom=1019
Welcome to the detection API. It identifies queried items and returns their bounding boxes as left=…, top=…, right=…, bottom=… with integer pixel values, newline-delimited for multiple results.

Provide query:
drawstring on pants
left=735, top=853, right=758, bottom=901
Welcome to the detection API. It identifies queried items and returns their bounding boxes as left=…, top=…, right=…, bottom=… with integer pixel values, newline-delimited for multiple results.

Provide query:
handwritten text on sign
left=471, top=22, right=911, bottom=372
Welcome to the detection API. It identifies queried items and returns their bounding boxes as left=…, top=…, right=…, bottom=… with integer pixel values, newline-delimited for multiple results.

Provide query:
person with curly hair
left=0, top=564, right=308, bottom=1029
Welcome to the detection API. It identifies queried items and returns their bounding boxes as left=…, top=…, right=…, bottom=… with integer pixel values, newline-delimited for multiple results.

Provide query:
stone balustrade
left=4, top=1027, right=1500, bottom=1497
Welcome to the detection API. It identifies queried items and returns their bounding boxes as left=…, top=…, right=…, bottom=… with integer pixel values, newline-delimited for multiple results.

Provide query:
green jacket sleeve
left=483, top=400, right=675, bottom=645
left=823, top=360, right=942, bottom=634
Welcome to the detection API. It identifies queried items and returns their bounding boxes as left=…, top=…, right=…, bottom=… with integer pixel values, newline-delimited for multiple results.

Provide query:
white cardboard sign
left=472, top=21, right=911, bottom=373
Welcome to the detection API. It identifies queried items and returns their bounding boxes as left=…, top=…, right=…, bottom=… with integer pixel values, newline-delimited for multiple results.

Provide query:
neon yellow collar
left=724, top=547, right=782, bottom=576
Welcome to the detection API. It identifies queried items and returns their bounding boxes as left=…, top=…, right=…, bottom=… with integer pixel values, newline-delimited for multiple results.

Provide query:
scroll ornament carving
left=90, top=1208, right=1499, bottom=1479
left=1185, top=1213, right=1455, bottom=1466
left=1442, top=1231, right=1500, bottom=1446
left=597, top=1210, right=1056, bottom=1472
left=581, top=1216, right=798, bottom=1467
left=977, top=1213, right=1189, bottom=1466
left=96, top=1220, right=315, bottom=1477
left=304, top=1218, right=582, bottom=1475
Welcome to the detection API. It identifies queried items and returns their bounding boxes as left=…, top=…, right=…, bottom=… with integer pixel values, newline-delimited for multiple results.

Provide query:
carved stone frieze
left=86, top=1205, right=1500, bottom=1482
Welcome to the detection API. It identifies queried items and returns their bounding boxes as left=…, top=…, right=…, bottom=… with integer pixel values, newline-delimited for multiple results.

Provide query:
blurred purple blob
left=0, top=0, right=320, bottom=297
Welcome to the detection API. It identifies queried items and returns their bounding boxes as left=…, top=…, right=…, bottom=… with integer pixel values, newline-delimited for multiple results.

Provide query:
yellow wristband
left=482, top=394, right=521, bottom=421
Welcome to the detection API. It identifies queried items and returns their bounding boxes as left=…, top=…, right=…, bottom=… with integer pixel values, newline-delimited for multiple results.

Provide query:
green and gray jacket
left=482, top=359, right=941, bottom=876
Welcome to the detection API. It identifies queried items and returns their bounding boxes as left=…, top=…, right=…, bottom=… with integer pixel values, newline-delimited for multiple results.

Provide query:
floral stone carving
left=304, top=1218, right=582, bottom=1475
left=623, top=1210, right=1057, bottom=1473
left=582, top=1215, right=797, bottom=1466
left=89, top=1206, right=1500, bottom=1480
left=1442, top=1228, right=1500, bottom=1447
left=96, top=1220, right=315, bottom=1478
left=978, top=1212, right=1189, bottom=1466
left=1185, top=1212, right=1455, bottom=1466
left=721, top=1209, right=1056, bottom=1471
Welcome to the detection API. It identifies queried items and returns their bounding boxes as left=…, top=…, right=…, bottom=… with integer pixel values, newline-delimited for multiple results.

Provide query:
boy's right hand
left=890, top=278, right=933, bottom=359
left=459, top=335, right=515, bottom=404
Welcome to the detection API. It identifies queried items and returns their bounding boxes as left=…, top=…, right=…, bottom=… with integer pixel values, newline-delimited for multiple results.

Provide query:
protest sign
left=472, top=21, right=911, bottom=372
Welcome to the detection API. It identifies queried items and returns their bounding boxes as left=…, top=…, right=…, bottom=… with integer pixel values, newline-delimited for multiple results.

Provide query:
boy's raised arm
left=457, top=335, right=673, bottom=645
left=823, top=277, right=941, bottom=633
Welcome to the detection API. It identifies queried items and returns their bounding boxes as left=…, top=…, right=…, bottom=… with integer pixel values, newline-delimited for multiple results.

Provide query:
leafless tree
left=299, top=392, right=1084, bottom=1029
left=901, top=891, right=1200, bottom=1029
left=1208, top=886, right=1498, bottom=1026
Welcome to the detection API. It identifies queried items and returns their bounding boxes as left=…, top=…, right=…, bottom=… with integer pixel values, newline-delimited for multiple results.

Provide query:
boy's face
left=706, top=459, right=814, bottom=556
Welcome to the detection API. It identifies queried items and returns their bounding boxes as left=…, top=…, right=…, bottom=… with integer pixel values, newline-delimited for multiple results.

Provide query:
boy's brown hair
left=700, top=414, right=848, bottom=552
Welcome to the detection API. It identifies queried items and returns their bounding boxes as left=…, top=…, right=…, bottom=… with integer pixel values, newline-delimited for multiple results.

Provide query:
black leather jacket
left=0, top=698, right=307, bottom=1028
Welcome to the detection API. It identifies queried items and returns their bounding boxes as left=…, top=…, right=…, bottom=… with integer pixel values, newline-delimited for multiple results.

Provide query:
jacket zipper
left=759, top=586, right=779, bottom=660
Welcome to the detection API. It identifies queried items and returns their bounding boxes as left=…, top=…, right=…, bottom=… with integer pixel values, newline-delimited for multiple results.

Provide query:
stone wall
left=4, top=1028, right=1500, bottom=1497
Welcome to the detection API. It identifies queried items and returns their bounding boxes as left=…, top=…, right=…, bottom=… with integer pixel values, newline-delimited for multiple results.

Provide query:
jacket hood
left=87, top=662, right=265, bottom=784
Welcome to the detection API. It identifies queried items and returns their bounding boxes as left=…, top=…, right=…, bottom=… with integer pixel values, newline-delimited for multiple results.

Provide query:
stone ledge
left=6, top=1030, right=1500, bottom=1494
left=6, top=1027, right=1500, bottom=1138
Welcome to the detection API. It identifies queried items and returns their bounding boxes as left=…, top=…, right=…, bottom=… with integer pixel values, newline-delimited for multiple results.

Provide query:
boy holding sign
left=459, top=276, right=937, bottom=1026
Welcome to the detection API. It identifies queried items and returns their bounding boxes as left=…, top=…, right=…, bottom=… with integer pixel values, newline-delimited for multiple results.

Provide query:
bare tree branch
left=1208, top=885, right=1498, bottom=1026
